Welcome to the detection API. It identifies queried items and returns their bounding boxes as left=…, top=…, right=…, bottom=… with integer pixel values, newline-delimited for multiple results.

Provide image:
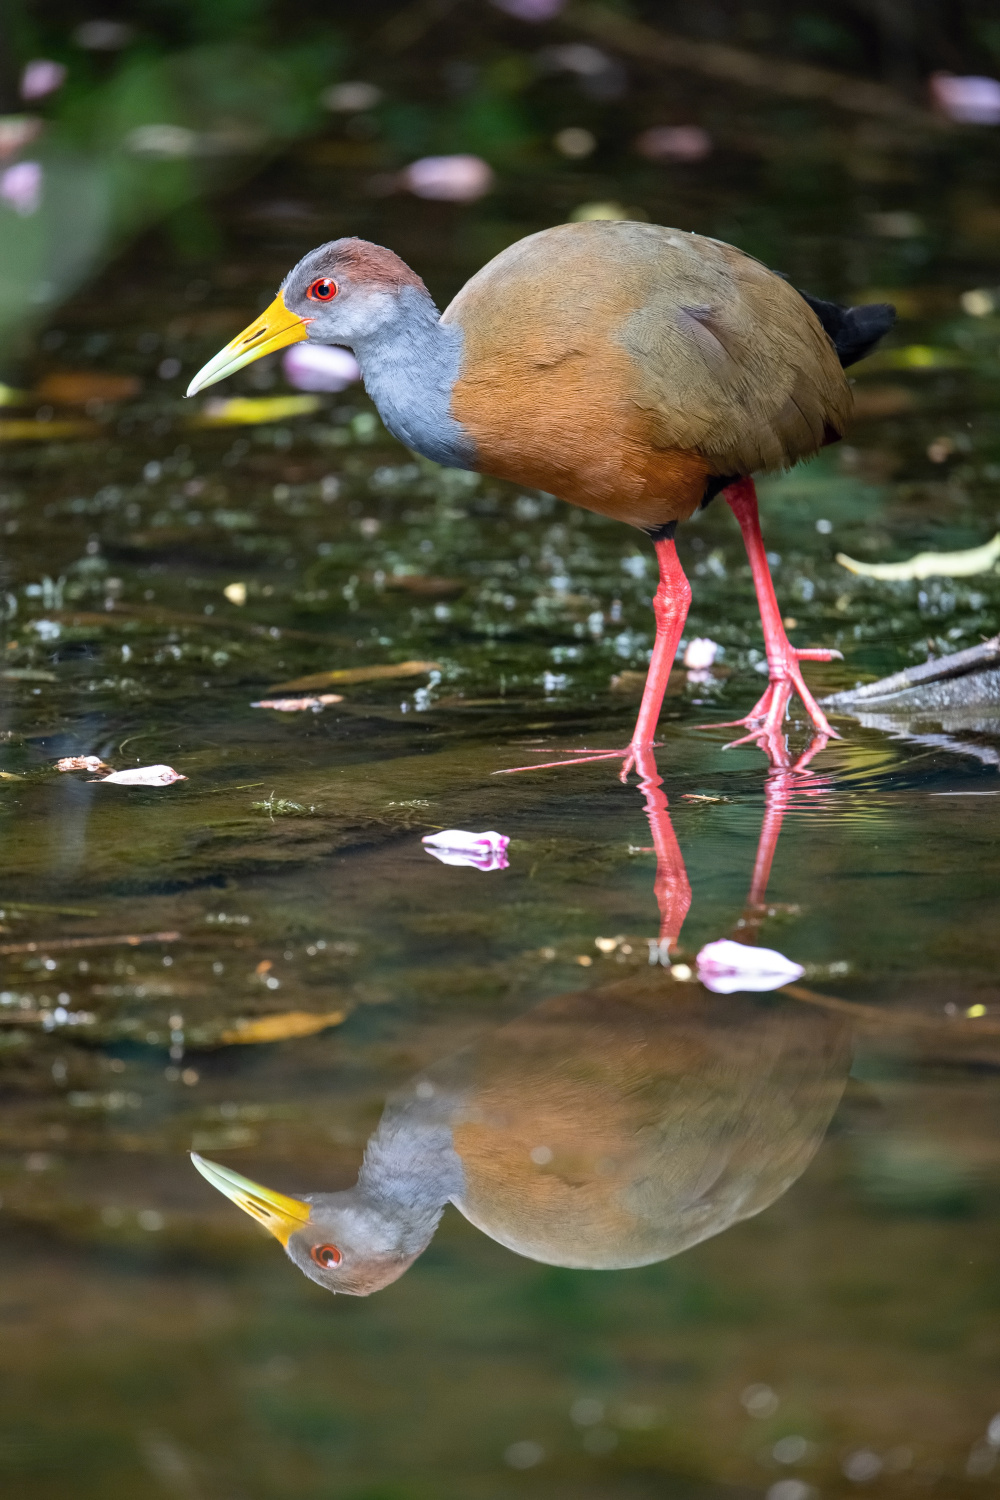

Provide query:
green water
left=2, top=21, right=1000, bottom=1499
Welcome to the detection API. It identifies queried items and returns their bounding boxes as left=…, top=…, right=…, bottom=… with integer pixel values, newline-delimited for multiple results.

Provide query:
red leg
left=707, top=477, right=841, bottom=749
left=496, top=538, right=690, bottom=777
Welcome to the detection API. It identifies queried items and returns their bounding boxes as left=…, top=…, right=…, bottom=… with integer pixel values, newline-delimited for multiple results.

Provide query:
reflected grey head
left=190, top=1154, right=426, bottom=1296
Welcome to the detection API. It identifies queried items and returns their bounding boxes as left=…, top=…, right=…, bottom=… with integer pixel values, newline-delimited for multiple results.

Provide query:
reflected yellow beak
left=185, top=291, right=309, bottom=397
left=190, top=1152, right=311, bottom=1246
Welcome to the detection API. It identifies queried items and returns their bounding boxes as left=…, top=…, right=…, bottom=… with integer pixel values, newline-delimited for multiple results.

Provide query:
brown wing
left=444, top=222, right=850, bottom=524
left=614, top=226, right=852, bottom=474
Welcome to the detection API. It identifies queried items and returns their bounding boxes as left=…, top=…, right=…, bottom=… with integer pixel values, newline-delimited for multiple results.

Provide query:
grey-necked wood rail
left=187, top=222, right=894, bottom=772
left=191, top=978, right=850, bottom=1294
left=191, top=743, right=848, bottom=1295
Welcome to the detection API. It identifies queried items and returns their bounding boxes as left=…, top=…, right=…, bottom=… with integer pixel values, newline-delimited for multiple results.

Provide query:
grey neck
left=351, top=286, right=475, bottom=471
left=354, top=1087, right=465, bottom=1250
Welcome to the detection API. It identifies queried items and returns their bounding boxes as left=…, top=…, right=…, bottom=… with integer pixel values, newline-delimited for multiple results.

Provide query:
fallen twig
left=0, top=930, right=180, bottom=956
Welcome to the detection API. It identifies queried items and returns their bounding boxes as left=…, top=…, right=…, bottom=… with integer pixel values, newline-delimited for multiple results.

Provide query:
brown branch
left=566, top=4, right=946, bottom=129
left=0, top=930, right=180, bottom=956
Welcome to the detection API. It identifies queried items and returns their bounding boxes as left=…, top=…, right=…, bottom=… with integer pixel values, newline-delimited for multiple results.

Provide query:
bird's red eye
left=307, top=278, right=337, bottom=302
left=311, top=1243, right=342, bottom=1268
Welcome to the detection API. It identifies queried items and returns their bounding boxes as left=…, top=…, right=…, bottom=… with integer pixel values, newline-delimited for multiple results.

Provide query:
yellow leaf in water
left=837, top=533, right=1000, bottom=581
left=191, top=395, right=321, bottom=426
left=268, top=660, right=440, bottom=692
left=0, top=419, right=99, bottom=442
left=220, top=1010, right=345, bottom=1045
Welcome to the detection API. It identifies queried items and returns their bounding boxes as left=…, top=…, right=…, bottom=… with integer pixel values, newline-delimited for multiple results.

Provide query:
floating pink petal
left=696, top=938, right=804, bottom=994
left=490, top=0, right=567, bottom=17
left=283, top=343, right=360, bottom=393
left=422, top=829, right=509, bottom=871
left=97, top=764, right=187, bottom=786
left=251, top=695, right=343, bottom=712
left=402, top=155, right=494, bottom=203
left=635, top=125, right=712, bottom=162
left=683, top=636, right=719, bottom=670
left=930, top=73, right=1000, bottom=125
left=21, top=60, right=67, bottom=101
left=1, top=161, right=42, bottom=216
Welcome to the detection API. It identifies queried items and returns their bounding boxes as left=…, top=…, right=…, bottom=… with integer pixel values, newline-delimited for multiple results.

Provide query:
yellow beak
left=185, top=291, right=309, bottom=397
left=190, top=1152, right=311, bottom=1246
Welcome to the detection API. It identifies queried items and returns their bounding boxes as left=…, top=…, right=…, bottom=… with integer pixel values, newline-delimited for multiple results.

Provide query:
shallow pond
left=1, top=59, right=1000, bottom=1500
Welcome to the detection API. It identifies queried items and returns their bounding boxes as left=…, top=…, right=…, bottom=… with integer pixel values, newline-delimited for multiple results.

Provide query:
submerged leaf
left=219, top=1010, right=345, bottom=1044
left=251, top=695, right=343, bottom=712
left=191, top=395, right=322, bottom=426
left=0, top=419, right=99, bottom=441
left=268, top=661, right=440, bottom=692
left=837, top=533, right=1000, bottom=580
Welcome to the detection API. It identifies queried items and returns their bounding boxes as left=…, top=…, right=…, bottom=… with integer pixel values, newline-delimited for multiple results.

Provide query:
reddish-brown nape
left=319, top=238, right=428, bottom=294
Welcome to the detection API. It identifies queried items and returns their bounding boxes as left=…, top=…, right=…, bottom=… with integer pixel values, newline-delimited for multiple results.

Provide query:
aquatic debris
left=191, top=394, right=322, bottom=426
left=282, top=343, right=360, bottom=392
left=251, top=695, right=343, bottom=712
left=683, top=637, right=719, bottom=669
left=930, top=72, right=1000, bottom=125
left=219, top=1010, right=346, bottom=1045
left=422, top=829, right=510, bottom=871
left=858, top=344, right=962, bottom=371
left=322, top=81, right=382, bottom=112
left=696, top=939, right=804, bottom=994
left=0, top=930, right=179, bottom=955
left=97, top=765, right=187, bottom=786
left=1, top=160, right=42, bottom=215
left=57, top=755, right=111, bottom=774
left=35, top=371, right=141, bottom=404
left=402, top=155, right=494, bottom=202
left=491, top=0, right=566, bottom=18
left=223, top=582, right=247, bottom=605
left=251, top=795, right=313, bottom=817
left=268, top=660, right=440, bottom=692
left=836, top=533, right=1000, bottom=580
left=635, top=124, right=712, bottom=161
left=0, top=419, right=98, bottom=442
left=20, top=59, right=66, bottom=100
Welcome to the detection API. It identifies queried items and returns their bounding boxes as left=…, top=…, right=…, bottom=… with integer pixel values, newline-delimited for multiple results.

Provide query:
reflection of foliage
left=0, top=41, right=330, bottom=340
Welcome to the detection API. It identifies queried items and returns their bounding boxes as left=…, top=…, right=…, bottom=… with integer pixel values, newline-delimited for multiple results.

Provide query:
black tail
left=796, top=290, right=896, bottom=368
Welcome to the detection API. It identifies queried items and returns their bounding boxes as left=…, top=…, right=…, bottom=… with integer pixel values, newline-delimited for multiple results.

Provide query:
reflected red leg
left=496, top=538, right=691, bottom=777
left=706, top=477, right=841, bottom=750
left=632, top=744, right=691, bottom=952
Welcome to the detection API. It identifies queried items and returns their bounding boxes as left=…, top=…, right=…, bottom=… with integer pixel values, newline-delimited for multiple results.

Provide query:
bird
left=191, top=974, right=851, bottom=1295
left=186, top=222, right=894, bottom=773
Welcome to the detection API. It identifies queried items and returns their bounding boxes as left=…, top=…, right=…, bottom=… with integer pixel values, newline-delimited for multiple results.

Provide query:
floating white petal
left=422, top=829, right=509, bottom=871
left=98, top=765, right=187, bottom=786
left=696, top=938, right=804, bottom=994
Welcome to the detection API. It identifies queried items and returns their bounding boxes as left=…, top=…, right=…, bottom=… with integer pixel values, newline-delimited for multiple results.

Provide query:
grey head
left=279, top=237, right=436, bottom=351
left=185, top=236, right=473, bottom=468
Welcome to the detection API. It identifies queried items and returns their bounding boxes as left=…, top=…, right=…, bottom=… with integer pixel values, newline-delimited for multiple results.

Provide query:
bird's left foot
left=495, top=745, right=649, bottom=781
left=701, top=640, right=842, bottom=749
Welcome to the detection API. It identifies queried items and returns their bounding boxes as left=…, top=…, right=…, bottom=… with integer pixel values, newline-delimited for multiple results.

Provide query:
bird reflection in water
left=192, top=739, right=850, bottom=1295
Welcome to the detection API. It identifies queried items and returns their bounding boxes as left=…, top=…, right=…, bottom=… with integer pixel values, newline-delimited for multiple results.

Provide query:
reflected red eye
left=307, top=278, right=337, bottom=302
left=311, top=1243, right=342, bottom=1268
